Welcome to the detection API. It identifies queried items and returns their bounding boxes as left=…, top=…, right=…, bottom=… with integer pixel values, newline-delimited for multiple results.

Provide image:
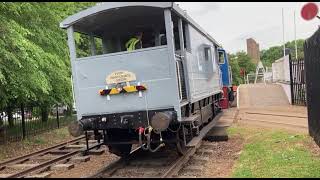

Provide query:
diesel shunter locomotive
left=60, top=2, right=234, bottom=157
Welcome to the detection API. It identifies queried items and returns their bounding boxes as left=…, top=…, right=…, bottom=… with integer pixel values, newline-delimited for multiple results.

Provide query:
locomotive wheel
left=176, top=129, right=187, bottom=156
left=108, top=144, right=132, bottom=157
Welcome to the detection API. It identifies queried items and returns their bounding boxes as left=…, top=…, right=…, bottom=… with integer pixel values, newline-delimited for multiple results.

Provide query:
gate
left=304, top=28, right=320, bottom=145
left=289, top=57, right=306, bottom=106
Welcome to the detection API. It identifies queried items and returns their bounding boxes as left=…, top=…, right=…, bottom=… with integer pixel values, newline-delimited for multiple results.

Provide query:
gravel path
left=200, top=135, right=244, bottom=178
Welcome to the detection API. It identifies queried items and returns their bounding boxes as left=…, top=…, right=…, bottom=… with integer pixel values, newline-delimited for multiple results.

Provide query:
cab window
left=218, top=51, right=225, bottom=64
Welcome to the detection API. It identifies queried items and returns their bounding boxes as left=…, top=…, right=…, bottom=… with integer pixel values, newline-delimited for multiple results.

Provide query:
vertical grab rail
left=175, top=54, right=183, bottom=101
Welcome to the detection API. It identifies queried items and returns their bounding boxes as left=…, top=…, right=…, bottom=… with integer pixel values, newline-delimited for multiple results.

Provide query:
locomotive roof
left=60, top=2, right=220, bottom=46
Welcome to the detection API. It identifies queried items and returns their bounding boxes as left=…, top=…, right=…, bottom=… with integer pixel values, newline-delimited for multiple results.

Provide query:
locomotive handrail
left=176, top=60, right=183, bottom=101
left=75, top=45, right=168, bottom=61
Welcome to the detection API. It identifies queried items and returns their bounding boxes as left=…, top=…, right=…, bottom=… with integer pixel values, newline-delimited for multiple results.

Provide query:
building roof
left=60, top=2, right=220, bottom=46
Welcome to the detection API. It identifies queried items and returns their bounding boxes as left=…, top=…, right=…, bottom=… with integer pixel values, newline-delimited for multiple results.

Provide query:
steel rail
left=161, top=147, right=195, bottom=178
left=85, top=147, right=142, bottom=178
left=7, top=149, right=81, bottom=178
left=0, top=136, right=85, bottom=167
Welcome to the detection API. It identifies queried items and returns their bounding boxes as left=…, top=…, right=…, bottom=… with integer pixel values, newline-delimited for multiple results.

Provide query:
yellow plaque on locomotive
left=106, top=70, right=136, bottom=84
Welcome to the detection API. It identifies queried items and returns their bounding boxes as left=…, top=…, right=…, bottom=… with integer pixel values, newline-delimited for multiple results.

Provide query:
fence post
left=0, top=112, right=4, bottom=144
left=289, top=54, right=294, bottom=105
left=56, top=106, right=60, bottom=128
left=21, top=104, right=26, bottom=140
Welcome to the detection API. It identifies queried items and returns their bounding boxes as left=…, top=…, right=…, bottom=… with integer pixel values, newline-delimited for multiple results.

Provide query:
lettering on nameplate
left=106, top=70, right=136, bottom=85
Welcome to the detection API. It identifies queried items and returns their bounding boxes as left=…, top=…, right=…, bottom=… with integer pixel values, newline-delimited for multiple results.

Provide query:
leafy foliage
left=227, top=39, right=305, bottom=85
left=228, top=51, right=256, bottom=85
left=227, top=53, right=242, bottom=85
left=260, top=39, right=305, bottom=67
left=0, top=2, right=95, bottom=114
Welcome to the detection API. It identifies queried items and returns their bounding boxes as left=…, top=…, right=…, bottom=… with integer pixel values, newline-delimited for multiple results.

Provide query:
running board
left=186, top=112, right=223, bottom=148
left=181, top=113, right=201, bottom=123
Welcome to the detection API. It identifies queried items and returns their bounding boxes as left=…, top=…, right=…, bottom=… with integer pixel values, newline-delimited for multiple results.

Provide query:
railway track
left=0, top=109, right=233, bottom=178
left=87, top=112, right=230, bottom=178
left=87, top=140, right=219, bottom=178
left=0, top=134, right=103, bottom=178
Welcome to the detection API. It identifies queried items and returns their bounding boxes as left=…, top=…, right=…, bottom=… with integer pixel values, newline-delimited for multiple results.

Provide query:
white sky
left=177, top=2, right=320, bottom=53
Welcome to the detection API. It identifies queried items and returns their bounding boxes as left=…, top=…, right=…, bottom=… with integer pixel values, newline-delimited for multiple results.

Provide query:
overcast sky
left=177, top=2, right=320, bottom=53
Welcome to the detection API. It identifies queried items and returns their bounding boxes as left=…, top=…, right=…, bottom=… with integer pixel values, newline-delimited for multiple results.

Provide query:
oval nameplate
left=106, top=70, right=136, bottom=84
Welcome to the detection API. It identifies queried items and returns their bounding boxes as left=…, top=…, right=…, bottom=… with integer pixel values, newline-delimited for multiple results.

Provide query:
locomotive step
left=204, top=126, right=229, bottom=142
left=182, top=114, right=201, bottom=123
left=186, top=113, right=223, bottom=148
left=215, top=118, right=233, bottom=127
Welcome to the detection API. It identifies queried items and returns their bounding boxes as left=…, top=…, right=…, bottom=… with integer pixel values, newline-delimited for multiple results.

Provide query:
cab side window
left=204, top=47, right=211, bottom=61
left=218, top=51, right=225, bottom=64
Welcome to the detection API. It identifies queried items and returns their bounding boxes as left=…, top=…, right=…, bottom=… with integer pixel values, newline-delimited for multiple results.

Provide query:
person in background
left=125, top=32, right=143, bottom=51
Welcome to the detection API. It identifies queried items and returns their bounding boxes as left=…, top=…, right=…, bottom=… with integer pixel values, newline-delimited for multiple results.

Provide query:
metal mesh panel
left=177, top=60, right=187, bottom=100
left=175, top=55, right=187, bottom=101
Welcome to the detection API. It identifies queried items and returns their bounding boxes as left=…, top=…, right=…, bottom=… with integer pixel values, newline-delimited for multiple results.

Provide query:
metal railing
left=0, top=105, right=75, bottom=144
left=289, top=57, right=306, bottom=106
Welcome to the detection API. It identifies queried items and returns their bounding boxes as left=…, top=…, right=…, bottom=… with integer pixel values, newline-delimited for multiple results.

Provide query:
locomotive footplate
left=186, top=112, right=223, bottom=148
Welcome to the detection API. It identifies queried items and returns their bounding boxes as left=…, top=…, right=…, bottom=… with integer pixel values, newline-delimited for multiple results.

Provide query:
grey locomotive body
left=61, top=2, right=223, bottom=156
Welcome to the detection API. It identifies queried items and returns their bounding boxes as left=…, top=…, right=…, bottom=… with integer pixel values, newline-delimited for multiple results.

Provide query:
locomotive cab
left=218, top=48, right=234, bottom=108
left=61, top=2, right=224, bottom=157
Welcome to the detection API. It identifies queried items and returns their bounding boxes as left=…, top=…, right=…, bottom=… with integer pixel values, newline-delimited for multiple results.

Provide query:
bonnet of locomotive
left=60, top=3, right=181, bottom=123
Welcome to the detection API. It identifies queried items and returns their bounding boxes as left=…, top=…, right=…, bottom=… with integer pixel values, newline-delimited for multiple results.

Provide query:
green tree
left=227, top=53, right=242, bottom=85
left=0, top=2, right=95, bottom=124
left=227, top=51, right=256, bottom=85
left=260, top=39, right=305, bottom=67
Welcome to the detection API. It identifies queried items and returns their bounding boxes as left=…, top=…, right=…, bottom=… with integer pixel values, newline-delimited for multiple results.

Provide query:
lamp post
left=282, top=8, right=286, bottom=58
left=294, top=11, right=298, bottom=60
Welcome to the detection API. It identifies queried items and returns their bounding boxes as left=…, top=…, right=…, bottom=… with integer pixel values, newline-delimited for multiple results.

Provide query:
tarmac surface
left=237, top=83, right=308, bottom=134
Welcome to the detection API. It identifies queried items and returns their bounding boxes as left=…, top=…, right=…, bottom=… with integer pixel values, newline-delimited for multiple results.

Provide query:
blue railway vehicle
left=218, top=48, right=234, bottom=108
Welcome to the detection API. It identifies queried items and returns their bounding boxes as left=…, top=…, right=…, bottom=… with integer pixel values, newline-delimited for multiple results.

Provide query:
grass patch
left=230, top=125, right=320, bottom=178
